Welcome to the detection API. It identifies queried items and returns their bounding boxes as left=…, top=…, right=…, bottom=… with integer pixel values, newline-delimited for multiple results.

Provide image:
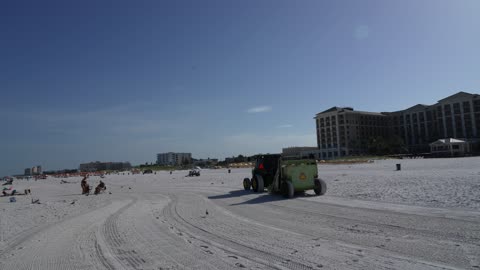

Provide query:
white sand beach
left=1, top=157, right=480, bottom=269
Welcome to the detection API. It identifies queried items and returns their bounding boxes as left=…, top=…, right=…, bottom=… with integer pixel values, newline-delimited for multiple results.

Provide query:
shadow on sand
left=230, top=191, right=319, bottom=205
left=208, top=190, right=286, bottom=205
left=209, top=190, right=319, bottom=205
left=208, top=190, right=252, bottom=200
left=59, top=193, right=85, bottom=197
left=229, top=193, right=285, bottom=205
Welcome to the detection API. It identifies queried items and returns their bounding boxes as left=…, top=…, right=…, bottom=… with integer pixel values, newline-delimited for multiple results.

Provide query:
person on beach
left=81, top=176, right=90, bottom=195
left=94, top=180, right=106, bottom=195
left=2, top=189, right=17, bottom=196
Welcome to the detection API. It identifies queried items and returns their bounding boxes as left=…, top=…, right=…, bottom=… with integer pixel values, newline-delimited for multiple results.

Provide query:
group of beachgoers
left=2, top=179, right=31, bottom=197
left=81, top=176, right=106, bottom=195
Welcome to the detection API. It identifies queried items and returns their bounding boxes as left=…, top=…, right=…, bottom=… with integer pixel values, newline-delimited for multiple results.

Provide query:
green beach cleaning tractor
left=243, top=154, right=327, bottom=198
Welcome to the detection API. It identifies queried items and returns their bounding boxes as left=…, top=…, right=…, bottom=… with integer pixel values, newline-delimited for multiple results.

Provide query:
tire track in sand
left=101, top=197, right=149, bottom=269
left=0, top=200, right=129, bottom=270
left=162, top=194, right=317, bottom=270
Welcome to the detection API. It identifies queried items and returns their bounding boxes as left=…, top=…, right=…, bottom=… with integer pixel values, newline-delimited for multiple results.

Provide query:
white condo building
left=157, top=152, right=192, bottom=166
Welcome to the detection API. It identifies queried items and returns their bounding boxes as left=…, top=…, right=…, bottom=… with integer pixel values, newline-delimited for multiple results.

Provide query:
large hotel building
left=315, top=91, right=480, bottom=159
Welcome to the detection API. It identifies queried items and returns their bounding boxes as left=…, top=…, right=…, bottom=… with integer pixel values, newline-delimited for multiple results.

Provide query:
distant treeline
left=44, top=169, right=79, bottom=175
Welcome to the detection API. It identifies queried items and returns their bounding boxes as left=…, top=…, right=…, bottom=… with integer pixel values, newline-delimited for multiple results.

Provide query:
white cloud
left=277, top=124, right=293, bottom=128
left=247, top=106, right=272, bottom=113
left=354, top=25, right=370, bottom=40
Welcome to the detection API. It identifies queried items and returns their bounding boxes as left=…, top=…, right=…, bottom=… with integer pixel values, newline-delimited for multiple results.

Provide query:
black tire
left=314, top=178, right=327, bottom=196
left=282, top=181, right=294, bottom=198
left=257, top=175, right=264, bottom=193
left=252, top=175, right=264, bottom=193
left=286, top=181, right=294, bottom=199
left=243, top=178, right=251, bottom=190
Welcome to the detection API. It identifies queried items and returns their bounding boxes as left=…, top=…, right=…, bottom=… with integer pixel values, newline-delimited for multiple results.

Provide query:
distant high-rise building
left=157, top=152, right=192, bottom=165
left=24, top=168, right=32, bottom=175
left=31, top=165, right=42, bottom=175
left=315, top=91, right=480, bottom=158
left=30, top=165, right=42, bottom=175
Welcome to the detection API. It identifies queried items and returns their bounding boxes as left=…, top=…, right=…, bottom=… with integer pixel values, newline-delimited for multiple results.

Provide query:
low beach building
left=282, top=146, right=320, bottom=159
left=429, top=138, right=471, bottom=157
left=193, top=158, right=218, bottom=167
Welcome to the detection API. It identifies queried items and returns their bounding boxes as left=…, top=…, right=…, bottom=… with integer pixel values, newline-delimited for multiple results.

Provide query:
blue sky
left=1, top=0, right=479, bottom=175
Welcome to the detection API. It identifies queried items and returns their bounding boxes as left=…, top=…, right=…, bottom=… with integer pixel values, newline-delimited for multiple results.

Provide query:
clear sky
left=1, top=0, right=479, bottom=175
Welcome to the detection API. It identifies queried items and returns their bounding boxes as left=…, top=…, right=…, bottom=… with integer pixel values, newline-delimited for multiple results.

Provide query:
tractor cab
left=244, top=154, right=281, bottom=192
left=255, top=154, right=281, bottom=176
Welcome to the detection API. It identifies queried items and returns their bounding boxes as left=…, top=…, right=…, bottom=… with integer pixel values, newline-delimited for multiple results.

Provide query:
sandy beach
left=1, top=157, right=480, bottom=269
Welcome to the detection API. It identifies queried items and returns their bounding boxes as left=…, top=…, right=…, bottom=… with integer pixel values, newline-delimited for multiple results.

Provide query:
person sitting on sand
left=2, top=189, right=17, bottom=196
left=94, top=180, right=106, bottom=195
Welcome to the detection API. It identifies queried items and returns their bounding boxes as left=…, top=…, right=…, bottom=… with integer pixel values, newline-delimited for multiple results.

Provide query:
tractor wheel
left=286, top=181, right=294, bottom=199
left=243, top=178, right=251, bottom=190
left=314, top=178, right=327, bottom=196
left=282, top=181, right=294, bottom=198
left=252, top=175, right=264, bottom=193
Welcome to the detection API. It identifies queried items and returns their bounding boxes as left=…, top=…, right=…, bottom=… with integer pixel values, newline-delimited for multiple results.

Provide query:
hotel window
left=463, top=101, right=471, bottom=113
left=474, top=100, right=480, bottom=112
left=444, top=104, right=452, bottom=116
left=453, top=103, right=461, bottom=115
left=426, top=111, right=432, bottom=121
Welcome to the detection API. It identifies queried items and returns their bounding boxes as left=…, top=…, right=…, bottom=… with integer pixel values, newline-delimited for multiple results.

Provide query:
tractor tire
left=314, top=178, right=327, bottom=196
left=281, top=181, right=294, bottom=198
left=286, top=181, right=294, bottom=199
left=252, top=175, right=264, bottom=193
left=243, top=178, right=251, bottom=190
